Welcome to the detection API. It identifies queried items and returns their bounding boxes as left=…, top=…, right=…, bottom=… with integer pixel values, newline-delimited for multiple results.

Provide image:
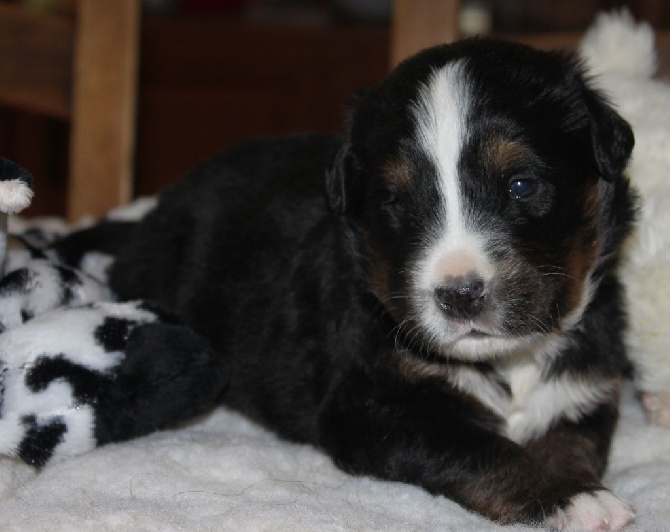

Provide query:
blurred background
left=0, top=0, right=668, bottom=218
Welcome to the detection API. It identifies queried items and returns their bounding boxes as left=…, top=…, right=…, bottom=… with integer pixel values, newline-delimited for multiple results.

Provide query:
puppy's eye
left=383, top=194, right=406, bottom=216
left=508, top=178, right=537, bottom=200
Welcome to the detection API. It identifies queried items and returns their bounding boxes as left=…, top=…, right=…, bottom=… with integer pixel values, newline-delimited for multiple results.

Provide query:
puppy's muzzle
left=434, top=275, right=486, bottom=320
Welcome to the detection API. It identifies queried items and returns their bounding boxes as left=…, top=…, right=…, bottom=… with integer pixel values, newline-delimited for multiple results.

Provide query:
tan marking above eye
left=488, top=139, right=529, bottom=172
left=381, top=157, right=414, bottom=187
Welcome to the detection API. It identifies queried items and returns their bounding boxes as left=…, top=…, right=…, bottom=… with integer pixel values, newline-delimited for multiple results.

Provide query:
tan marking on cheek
left=370, top=254, right=391, bottom=301
left=360, top=228, right=390, bottom=299
left=562, top=189, right=602, bottom=314
left=583, top=181, right=602, bottom=219
left=568, top=244, right=598, bottom=304
left=396, top=350, right=451, bottom=383
left=360, top=227, right=407, bottom=322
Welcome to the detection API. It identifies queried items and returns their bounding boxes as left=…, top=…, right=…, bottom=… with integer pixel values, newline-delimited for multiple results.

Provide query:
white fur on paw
left=642, top=391, right=670, bottom=427
left=546, top=490, right=635, bottom=531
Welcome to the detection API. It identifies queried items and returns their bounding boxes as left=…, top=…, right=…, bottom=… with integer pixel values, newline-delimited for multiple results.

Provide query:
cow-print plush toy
left=0, top=159, right=228, bottom=466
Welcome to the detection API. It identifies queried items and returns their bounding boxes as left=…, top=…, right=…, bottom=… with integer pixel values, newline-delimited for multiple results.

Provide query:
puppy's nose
left=435, top=275, right=486, bottom=320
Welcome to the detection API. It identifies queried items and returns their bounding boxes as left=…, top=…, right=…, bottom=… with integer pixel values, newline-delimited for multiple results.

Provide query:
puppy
left=61, top=38, right=638, bottom=529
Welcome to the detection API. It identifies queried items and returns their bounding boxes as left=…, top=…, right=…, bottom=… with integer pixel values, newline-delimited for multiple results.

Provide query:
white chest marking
left=447, top=337, right=616, bottom=444
left=502, top=361, right=615, bottom=444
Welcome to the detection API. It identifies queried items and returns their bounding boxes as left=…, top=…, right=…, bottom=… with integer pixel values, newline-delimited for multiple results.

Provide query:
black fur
left=49, top=220, right=136, bottom=270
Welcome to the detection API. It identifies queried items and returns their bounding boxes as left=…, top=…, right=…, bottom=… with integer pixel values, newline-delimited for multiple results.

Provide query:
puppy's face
left=328, top=39, right=635, bottom=361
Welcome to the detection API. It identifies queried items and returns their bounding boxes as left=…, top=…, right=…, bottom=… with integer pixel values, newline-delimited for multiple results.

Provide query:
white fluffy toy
left=0, top=159, right=33, bottom=273
left=581, top=10, right=670, bottom=426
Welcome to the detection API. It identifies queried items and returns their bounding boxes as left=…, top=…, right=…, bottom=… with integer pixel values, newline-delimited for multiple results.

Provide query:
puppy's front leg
left=318, top=368, right=632, bottom=529
left=523, top=400, right=635, bottom=530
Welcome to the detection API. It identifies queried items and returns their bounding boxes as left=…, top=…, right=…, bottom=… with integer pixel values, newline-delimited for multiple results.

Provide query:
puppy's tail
left=580, top=9, right=657, bottom=79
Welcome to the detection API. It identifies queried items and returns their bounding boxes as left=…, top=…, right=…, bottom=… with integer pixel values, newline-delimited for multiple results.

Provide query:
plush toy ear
left=0, top=158, right=34, bottom=214
left=0, top=159, right=34, bottom=274
left=583, top=89, right=635, bottom=181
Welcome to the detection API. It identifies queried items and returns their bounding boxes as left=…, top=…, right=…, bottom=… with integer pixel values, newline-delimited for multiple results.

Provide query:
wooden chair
left=0, top=0, right=140, bottom=222
left=390, top=0, right=670, bottom=76
left=391, top=0, right=460, bottom=68
left=390, top=0, right=586, bottom=66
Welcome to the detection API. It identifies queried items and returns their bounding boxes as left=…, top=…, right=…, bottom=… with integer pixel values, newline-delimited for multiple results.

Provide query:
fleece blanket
left=0, top=383, right=667, bottom=531
left=1, top=11, right=670, bottom=531
left=0, top=380, right=670, bottom=531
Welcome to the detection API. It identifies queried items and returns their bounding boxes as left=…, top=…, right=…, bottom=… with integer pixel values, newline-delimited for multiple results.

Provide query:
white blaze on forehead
left=412, top=62, right=493, bottom=283
left=413, top=62, right=468, bottom=240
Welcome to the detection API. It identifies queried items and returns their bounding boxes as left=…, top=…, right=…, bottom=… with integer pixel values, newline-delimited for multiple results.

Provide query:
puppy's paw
left=546, top=490, right=634, bottom=531
left=641, top=391, right=670, bottom=427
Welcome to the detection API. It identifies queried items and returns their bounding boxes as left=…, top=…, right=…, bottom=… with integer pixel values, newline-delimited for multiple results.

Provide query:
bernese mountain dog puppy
left=63, top=38, right=639, bottom=529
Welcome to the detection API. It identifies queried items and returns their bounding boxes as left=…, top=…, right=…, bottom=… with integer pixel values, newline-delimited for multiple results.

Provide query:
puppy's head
left=328, top=38, right=636, bottom=361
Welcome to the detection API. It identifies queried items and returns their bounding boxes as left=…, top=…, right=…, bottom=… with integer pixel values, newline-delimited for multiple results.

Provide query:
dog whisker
left=539, top=272, right=574, bottom=279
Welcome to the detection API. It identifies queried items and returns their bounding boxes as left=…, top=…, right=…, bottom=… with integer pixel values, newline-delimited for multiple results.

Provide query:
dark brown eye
left=383, top=194, right=406, bottom=215
left=508, top=178, right=537, bottom=200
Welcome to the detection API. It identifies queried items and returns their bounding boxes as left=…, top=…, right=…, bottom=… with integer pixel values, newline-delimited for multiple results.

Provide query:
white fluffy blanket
left=0, top=384, right=668, bottom=531
left=1, top=12, right=669, bottom=531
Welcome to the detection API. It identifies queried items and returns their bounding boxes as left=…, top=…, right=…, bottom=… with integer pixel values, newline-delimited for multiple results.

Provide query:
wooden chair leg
left=68, top=0, right=140, bottom=222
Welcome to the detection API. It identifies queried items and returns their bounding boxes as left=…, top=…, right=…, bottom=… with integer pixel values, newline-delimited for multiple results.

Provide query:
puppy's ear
left=327, top=88, right=373, bottom=214
left=583, top=88, right=634, bottom=181
left=326, top=141, right=355, bottom=214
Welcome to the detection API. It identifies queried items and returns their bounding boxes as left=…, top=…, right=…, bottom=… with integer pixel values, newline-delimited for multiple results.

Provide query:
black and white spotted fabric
left=0, top=234, right=228, bottom=467
left=0, top=255, right=112, bottom=332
